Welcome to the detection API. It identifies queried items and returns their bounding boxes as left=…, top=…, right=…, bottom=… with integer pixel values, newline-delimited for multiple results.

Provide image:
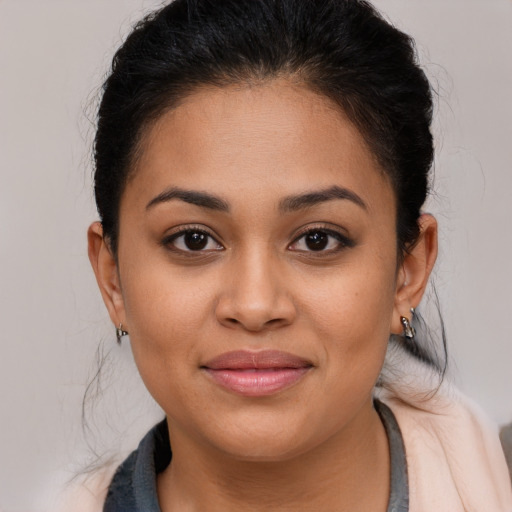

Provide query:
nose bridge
left=216, top=243, right=295, bottom=331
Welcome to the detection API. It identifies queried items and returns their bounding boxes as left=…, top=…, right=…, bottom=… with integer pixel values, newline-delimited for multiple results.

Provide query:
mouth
left=201, top=350, right=314, bottom=397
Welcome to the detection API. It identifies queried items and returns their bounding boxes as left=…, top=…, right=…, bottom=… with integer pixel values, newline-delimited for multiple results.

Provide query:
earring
left=400, top=316, right=415, bottom=341
left=116, top=323, right=129, bottom=344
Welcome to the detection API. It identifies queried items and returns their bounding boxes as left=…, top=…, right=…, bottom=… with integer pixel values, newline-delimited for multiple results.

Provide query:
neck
left=157, top=399, right=390, bottom=512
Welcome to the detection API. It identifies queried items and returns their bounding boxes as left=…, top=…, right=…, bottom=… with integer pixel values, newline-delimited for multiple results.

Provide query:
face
left=94, top=80, right=412, bottom=460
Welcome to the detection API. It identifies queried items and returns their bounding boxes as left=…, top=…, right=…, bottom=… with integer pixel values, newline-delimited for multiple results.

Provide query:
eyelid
left=161, top=225, right=224, bottom=252
left=160, top=223, right=353, bottom=255
left=288, top=223, right=354, bottom=252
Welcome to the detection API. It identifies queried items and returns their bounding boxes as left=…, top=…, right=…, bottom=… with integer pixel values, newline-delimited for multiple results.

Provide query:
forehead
left=125, top=80, right=395, bottom=215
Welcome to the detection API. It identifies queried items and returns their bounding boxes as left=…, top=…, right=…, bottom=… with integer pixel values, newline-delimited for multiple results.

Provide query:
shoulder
left=56, top=419, right=167, bottom=512
left=384, top=391, right=512, bottom=512
left=54, top=465, right=117, bottom=512
left=378, top=342, right=512, bottom=512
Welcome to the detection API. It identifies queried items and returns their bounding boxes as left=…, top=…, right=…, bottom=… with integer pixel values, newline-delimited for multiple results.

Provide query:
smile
left=201, top=350, right=313, bottom=397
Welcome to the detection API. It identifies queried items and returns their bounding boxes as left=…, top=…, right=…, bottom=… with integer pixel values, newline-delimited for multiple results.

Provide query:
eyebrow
left=146, top=187, right=230, bottom=212
left=279, top=186, right=367, bottom=213
left=145, top=184, right=366, bottom=214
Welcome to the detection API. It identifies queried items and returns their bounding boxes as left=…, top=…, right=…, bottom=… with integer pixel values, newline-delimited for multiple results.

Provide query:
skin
left=88, top=80, right=437, bottom=511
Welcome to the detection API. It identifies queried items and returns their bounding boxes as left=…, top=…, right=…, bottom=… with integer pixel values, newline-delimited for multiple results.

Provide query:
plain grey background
left=1, top=0, right=511, bottom=510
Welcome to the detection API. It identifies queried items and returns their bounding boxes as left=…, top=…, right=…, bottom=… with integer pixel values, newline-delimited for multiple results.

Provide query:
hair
left=93, top=0, right=445, bottom=371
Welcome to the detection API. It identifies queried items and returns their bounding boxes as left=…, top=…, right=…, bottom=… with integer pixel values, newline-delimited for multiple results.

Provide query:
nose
left=215, top=248, right=296, bottom=332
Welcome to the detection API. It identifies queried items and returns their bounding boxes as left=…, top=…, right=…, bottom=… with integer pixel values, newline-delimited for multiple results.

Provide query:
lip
left=201, top=350, right=313, bottom=397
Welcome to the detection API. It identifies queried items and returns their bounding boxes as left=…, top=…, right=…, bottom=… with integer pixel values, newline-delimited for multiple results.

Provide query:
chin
left=219, top=438, right=312, bottom=463
left=202, top=415, right=327, bottom=463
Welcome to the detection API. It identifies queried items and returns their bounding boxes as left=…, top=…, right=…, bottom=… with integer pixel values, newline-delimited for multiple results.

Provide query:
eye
left=289, top=228, right=353, bottom=253
left=164, top=229, right=223, bottom=252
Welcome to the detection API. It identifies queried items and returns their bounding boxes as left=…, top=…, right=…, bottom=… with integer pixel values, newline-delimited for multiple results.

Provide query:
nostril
left=265, top=318, right=284, bottom=327
left=220, top=315, right=288, bottom=332
left=215, top=291, right=296, bottom=331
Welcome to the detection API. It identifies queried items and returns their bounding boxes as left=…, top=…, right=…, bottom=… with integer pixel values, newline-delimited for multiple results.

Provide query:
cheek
left=302, top=254, right=397, bottom=340
left=120, top=240, right=215, bottom=330
left=297, top=245, right=398, bottom=387
left=118, top=255, right=217, bottom=391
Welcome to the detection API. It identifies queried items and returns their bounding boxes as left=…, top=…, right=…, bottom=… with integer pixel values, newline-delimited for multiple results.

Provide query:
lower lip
left=203, top=367, right=311, bottom=397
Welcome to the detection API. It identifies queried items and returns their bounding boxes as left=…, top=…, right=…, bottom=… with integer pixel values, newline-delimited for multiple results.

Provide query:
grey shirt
left=103, top=400, right=408, bottom=511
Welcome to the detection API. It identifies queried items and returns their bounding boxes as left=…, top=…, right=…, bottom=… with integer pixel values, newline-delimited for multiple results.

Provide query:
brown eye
left=304, top=231, right=329, bottom=251
left=184, top=231, right=209, bottom=250
left=289, top=227, right=354, bottom=254
left=165, top=229, right=223, bottom=253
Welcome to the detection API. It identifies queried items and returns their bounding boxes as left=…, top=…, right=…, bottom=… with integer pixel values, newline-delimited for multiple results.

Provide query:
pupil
left=306, top=231, right=328, bottom=251
left=185, top=232, right=208, bottom=250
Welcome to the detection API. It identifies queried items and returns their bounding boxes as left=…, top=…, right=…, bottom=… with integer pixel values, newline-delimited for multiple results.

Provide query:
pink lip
left=202, top=350, right=313, bottom=397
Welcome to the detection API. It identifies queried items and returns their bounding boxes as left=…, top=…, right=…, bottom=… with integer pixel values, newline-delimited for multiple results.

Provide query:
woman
left=75, top=0, right=512, bottom=510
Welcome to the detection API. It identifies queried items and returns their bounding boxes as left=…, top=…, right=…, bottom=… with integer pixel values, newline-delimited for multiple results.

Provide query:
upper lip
left=202, top=350, right=313, bottom=370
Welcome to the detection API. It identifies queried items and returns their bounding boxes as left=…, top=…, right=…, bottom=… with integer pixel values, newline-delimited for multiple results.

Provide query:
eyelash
left=161, top=224, right=354, bottom=255
left=162, top=226, right=223, bottom=254
left=288, top=225, right=354, bottom=255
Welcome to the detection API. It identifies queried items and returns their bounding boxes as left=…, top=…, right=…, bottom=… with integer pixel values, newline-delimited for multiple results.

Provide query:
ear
left=87, top=222, right=127, bottom=329
left=391, top=214, right=438, bottom=335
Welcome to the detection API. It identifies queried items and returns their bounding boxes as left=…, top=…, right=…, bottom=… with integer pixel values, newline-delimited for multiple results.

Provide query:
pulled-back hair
left=95, top=0, right=433, bottom=254
left=93, top=0, right=443, bottom=370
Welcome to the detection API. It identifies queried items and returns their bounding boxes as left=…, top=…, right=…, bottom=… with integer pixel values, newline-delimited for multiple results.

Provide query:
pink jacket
left=376, top=342, right=512, bottom=511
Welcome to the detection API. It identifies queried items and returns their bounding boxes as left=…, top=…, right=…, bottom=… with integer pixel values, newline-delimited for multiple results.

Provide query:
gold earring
left=116, top=323, right=129, bottom=344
